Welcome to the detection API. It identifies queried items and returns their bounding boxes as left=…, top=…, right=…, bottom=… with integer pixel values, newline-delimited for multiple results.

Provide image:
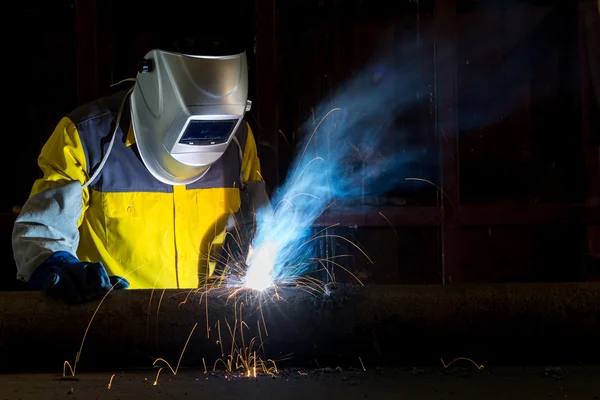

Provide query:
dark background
left=2, top=0, right=599, bottom=290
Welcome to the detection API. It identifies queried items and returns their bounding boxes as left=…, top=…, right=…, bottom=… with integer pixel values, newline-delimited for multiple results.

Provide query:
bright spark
left=242, top=241, right=278, bottom=291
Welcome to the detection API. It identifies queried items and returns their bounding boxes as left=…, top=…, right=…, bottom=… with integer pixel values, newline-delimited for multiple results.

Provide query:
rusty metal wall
left=2, top=0, right=599, bottom=291
left=269, top=0, right=600, bottom=283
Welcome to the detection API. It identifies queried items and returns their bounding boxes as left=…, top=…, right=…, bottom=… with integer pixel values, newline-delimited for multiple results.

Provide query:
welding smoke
left=244, top=42, right=428, bottom=290
left=240, top=6, right=579, bottom=290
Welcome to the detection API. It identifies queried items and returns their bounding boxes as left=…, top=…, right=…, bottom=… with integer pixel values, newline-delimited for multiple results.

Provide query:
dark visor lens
left=179, top=119, right=238, bottom=145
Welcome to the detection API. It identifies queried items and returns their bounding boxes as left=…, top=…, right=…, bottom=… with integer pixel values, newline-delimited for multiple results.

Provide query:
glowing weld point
left=243, top=241, right=278, bottom=291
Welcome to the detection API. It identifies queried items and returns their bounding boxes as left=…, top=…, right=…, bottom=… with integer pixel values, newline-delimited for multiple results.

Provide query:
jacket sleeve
left=241, top=124, right=263, bottom=183
left=236, top=124, right=272, bottom=226
left=12, top=117, right=90, bottom=282
left=219, top=124, right=272, bottom=265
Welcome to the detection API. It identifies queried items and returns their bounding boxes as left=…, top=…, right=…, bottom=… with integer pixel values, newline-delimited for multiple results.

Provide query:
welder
left=11, top=8, right=270, bottom=303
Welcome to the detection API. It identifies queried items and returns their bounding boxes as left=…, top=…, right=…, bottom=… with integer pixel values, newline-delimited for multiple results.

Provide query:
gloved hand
left=27, top=251, right=130, bottom=303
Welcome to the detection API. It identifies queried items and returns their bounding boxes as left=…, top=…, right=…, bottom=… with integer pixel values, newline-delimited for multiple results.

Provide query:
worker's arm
left=239, top=124, right=272, bottom=217
left=13, top=117, right=129, bottom=301
left=12, top=117, right=90, bottom=283
left=221, top=124, right=272, bottom=270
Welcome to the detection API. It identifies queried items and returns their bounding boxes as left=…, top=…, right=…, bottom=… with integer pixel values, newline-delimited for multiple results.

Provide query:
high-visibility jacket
left=13, top=90, right=267, bottom=289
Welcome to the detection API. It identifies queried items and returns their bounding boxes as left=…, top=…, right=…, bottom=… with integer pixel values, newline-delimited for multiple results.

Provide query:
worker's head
left=129, top=1, right=253, bottom=185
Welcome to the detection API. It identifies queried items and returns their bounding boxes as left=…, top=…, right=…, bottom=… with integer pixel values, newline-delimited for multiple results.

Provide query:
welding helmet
left=130, top=48, right=251, bottom=185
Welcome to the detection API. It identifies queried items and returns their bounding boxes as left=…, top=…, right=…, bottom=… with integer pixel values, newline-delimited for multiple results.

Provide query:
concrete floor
left=1, top=364, right=598, bottom=400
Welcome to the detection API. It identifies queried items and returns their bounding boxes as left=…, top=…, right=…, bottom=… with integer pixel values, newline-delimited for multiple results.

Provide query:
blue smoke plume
left=243, top=44, right=426, bottom=290
left=239, top=11, right=566, bottom=290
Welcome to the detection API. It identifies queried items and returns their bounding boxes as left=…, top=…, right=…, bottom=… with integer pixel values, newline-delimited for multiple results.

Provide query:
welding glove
left=27, top=251, right=130, bottom=303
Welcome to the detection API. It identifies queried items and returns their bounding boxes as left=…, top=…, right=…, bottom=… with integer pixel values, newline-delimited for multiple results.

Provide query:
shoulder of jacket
left=66, top=90, right=130, bottom=127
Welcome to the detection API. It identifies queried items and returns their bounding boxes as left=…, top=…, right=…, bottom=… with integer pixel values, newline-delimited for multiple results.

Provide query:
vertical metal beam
left=580, top=1, right=600, bottom=268
left=435, top=0, right=461, bottom=283
left=254, top=0, right=280, bottom=191
left=416, top=1, right=440, bottom=283
left=74, top=0, right=98, bottom=105
left=73, top=0, right=113, bottom=105
left=96, top=2, right=113, bottom=93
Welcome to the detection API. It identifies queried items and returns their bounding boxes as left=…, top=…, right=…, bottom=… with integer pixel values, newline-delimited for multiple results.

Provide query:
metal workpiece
left=1, top=283, right=599, bottom=372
